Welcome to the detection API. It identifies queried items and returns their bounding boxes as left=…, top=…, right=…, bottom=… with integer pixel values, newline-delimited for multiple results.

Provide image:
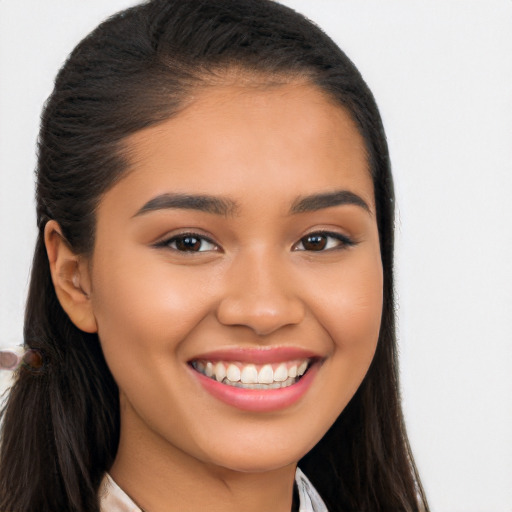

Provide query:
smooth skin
left=46, top=82, right=383, bottom=512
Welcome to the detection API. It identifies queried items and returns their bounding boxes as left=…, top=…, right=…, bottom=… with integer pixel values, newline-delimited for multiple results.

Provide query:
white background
left=1, top=1, right=511, bottom=511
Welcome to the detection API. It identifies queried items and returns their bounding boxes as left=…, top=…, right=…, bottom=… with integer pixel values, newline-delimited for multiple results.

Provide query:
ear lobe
left=44, top=220, right=98, bottom=333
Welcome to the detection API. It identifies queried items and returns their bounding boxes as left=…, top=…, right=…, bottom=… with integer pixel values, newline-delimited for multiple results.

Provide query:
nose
left=216, top=249, right=305, bottom=336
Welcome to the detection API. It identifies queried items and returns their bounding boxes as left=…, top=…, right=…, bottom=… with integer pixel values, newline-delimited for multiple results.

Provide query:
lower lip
left=190, top=363, right=318, bottom=412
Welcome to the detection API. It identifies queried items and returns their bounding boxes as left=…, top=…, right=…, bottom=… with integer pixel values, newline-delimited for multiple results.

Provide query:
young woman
left=0, top=1, right=429, bottom=511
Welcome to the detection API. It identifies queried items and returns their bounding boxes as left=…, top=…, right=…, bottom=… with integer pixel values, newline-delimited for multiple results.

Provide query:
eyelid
left=153, top=230, right=221, bottom=253
left=292, top=230, right=356, bottom=251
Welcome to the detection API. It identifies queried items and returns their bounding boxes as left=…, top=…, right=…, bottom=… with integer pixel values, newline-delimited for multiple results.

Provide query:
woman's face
left=88, top=82, right=383, bottom=472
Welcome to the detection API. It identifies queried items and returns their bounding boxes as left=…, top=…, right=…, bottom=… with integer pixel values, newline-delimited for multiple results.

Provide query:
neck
left=110, top=404, right=297, bottom=512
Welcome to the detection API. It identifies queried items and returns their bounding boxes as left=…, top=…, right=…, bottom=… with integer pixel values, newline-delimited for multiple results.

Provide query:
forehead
left=110, top=82, right=374, bottom=214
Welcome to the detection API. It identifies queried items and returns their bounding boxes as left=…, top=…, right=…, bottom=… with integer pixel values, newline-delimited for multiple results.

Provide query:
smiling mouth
left=190, top=359, right=312, bottom=390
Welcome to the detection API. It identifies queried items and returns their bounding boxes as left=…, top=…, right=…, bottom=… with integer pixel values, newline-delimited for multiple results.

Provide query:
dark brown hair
left=0, top=1, right=428, bottom=510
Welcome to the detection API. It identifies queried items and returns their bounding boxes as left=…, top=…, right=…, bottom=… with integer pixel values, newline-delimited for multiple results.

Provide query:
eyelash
left=155, top=230, right=355, bottom=253
left=154, top=232, right=219, bottom=253
left=293, top=231, right=356, bottom=252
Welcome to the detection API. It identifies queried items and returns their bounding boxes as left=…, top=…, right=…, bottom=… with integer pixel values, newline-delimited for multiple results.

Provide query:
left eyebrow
left=290, top=190, right=370, bottom=214
left=133, top=193, right=239, bottom=217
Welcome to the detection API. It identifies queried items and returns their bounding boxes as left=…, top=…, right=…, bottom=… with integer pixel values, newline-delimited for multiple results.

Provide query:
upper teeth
left=193, top=360, right=309, bottom=386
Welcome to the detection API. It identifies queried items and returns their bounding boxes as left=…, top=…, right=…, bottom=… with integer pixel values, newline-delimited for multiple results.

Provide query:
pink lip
left=189, top=346, right=319, bottom=364
left=189, top=360, right=320, bottom=413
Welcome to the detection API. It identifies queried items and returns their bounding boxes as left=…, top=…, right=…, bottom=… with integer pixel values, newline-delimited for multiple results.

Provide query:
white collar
left=99, top=467, right=328, bottom=512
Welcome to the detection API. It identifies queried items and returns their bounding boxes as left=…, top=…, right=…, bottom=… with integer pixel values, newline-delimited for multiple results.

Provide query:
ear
left=44, top=220, right=98, bottom=333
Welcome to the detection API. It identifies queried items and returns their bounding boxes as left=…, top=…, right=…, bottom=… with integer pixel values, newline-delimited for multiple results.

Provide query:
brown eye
left=175, top=236, right=202, bottom=251
left=160, top=233, right=218, bottom=252
left=301, top=234, right=327, bottom=251
left=294, top=231, right=355, bottom=252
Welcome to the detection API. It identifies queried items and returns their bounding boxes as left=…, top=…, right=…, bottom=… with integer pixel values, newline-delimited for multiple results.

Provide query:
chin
left=207, top=451, right=299, bottom=474
left=194, top=429, right=317, bottom=474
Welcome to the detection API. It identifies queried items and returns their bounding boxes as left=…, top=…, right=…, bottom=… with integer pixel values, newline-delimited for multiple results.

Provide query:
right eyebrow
left=133, top=193, right=239, bottom=217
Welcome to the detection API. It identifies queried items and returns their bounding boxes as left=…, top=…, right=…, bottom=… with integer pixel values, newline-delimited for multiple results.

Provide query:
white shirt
left=99, top=467, right=328, bottom=512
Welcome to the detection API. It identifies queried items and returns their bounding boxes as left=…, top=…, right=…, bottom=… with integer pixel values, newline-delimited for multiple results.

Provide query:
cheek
left=338, top=267, right=383, bottom=348
left=312, top=253, right=383, bottom=352
left=89, top=248, right=211, bottom=371
left=308, top=251, right=383, bottom=406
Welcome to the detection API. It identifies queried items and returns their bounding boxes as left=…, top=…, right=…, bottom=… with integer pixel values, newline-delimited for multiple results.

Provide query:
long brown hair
left=0, top=1, right=428, bottom=510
